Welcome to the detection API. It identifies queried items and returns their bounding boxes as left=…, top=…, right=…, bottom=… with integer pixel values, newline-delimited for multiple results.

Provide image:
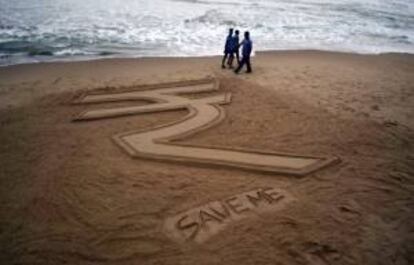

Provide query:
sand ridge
left=72, top=79, right=339, bottom=175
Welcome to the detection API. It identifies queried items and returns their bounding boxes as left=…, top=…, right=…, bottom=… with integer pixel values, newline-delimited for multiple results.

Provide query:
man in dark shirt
left=228, top=30, right=240, bottom=68
left=235, top=31, right=253, bottom=74
left=221, top=28, right=233, bottom=69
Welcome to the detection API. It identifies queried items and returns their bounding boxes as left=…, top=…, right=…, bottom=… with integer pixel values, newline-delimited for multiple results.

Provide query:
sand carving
left=73, top=79, right=338, bottom=175
left=163, top=187, right=293, bottom=243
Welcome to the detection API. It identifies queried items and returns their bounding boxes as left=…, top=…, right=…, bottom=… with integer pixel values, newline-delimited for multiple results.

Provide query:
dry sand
left=0, top=51, right=413, bottom=264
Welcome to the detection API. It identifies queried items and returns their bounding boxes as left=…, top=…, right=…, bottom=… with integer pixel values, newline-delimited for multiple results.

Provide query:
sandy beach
left=0, top=51, right=413, bottom=264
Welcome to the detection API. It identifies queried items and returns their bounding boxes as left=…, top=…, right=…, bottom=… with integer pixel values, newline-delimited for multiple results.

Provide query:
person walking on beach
left=221, top=28, right=233, bottom=69
left=235, top=31, right=253, bottom=74
left=228, top=30, right=240, bottom=68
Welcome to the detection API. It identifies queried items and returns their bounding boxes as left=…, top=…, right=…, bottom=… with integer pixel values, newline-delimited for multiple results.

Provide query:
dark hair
left=245, top=31, right=250, bottom=38
left=235, top=30, right=240, bottom=34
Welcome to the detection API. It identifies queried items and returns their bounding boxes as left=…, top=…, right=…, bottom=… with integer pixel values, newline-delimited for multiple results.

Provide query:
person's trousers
left=235, top=56, right=251, bottom=73
left=228, top=51, right=239, bottom=67
left=222, top=52, right=231, bottom=66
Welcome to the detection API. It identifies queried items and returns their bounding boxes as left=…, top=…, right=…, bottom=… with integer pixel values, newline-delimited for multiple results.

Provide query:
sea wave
left=0, top=0, right=413, bottom=65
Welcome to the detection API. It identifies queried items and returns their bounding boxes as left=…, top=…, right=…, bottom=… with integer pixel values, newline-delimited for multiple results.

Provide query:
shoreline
left=1, top=48, right=414, bottom=68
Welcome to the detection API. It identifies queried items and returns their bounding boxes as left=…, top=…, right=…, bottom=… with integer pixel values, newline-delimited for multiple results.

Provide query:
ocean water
left=0, top=0, right=413, bottom=65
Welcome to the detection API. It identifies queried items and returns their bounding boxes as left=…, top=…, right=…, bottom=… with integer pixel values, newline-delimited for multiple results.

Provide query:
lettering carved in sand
left=163, top=187, right=293, bottom=243
left=73, top=79, right=339, bottom=175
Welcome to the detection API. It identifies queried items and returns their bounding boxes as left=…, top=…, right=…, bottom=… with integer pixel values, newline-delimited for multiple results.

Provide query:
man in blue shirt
left=235, top=31, right=253, bottom=74
left=221, top=28, right=233, bottom=69
left=228, top=30, right=240, bottom=68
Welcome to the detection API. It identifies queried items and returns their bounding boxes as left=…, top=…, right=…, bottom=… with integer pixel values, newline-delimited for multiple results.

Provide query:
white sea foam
left=0, top=0, right=413, bottom=65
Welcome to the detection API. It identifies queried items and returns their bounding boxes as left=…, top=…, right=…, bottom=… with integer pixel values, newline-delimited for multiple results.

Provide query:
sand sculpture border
left=72, top=79, right=339, bottom=176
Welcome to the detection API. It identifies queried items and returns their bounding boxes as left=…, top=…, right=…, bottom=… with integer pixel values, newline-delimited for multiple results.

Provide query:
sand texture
left=74, top=78, right=337, bottom=175
left=0, top=51, right=413, bottom=264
